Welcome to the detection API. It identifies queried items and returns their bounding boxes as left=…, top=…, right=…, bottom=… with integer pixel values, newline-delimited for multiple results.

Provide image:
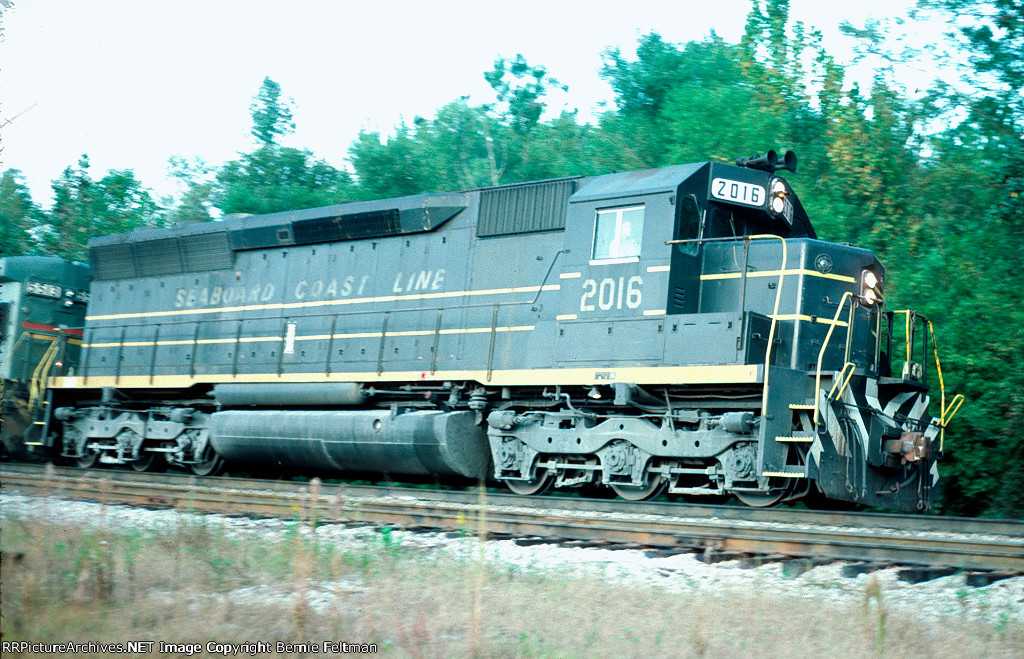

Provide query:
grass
left=1, top=489, right=1022, bottom=658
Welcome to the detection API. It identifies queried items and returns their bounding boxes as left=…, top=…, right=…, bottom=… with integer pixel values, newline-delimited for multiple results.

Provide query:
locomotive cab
left=548, top=154, right=957, bottom=509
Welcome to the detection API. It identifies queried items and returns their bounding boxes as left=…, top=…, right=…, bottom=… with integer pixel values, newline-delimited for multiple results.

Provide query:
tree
left=595, top=16, right=838, bottom=175
left=212, top=78, right=355, bottom=215
left=480, top=54, right=569, bottom=185
left=922, top=0, right=1023, bottom=233
left=214, top=146, right=355, bottom=215
left=425, top=100, right=496, bottom=189
left=833, top=0, right=1024, bottom=516
left=349, top=59, right=582, bottom=197
left=0, top=169, right=42, bottom=256
left=596, top=32, right=701, bottom=168
left=42, top=155, right=163, bottom=261
left=250, top=76, right=295, bottom=146
left=164, top=156, right=215, bottom=225
left=908, top=0, right=1024, bottom=516
left=348, top=121, right=444, bottom=200
left=600, top=32, right=695, bottom=119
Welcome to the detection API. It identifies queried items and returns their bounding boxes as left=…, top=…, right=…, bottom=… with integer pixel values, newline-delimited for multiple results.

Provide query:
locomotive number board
left=711, top=178, right=766, bottom=208
left=25, top=281, right=62, bottom=298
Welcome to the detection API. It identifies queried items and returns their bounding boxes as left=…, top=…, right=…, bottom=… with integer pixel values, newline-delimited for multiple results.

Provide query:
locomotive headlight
left=768, top=178, right=793, bottom=224
left=863, top=270, right=878, bottom=290
left=860, top=268, right=883, bottom=306
left=770, top=178, right=787, bottom=199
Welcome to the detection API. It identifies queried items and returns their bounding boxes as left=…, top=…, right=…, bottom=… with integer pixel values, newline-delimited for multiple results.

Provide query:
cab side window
left=592, top=205, right=644, bottom=260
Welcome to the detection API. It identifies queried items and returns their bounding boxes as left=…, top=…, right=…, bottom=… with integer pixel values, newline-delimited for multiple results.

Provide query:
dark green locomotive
left=0, top=256, right=89, bottom=458
left=40, top=154, right=961, bottom=510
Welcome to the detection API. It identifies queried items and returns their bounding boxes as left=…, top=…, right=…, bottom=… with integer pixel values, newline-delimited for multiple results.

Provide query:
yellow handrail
left=666, top=232, right=788, bottom=419
left=813, top=291, right=854, bottom=425
left=941, top=395, right=965, bottom=427
left=28, top=336, right=59, bottom=413
left=889, top=309, right=914, bottom=364
left=745, top=234, right=788, bottom=419
left=927, top=319, right=964, bottom=452
left=663, top=231, right=790, bottom=417
left=827, top=361, right=857, bottom=401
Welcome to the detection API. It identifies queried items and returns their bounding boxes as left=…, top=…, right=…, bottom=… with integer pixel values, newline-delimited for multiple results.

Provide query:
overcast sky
left=0, top=0, right=923, bottom=208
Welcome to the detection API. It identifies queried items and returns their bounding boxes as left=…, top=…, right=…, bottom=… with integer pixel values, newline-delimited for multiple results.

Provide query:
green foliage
left=598, top=33, right=732, bottom=168
left=0, top=169, right=43, bottom=256
left=600, top=32, right=696, bottom=119
left=213, top=145, right=354, bottom=216
left=164, top=156, right=214, bottom=225
left=211, top=78, right=355, bottom=215
left=42, top=156, right=163, bottom=261
left=250, top=76, right=296, bottom=146
left=880, top=0, right=1024, bottom=516
left=349, top=122, right=447, bottom=199
left=349, top=55, right=580, bottom=195
left=920, top=0, right=1023, bottom=101
left=484, top=54, right=567, bottom=137
left=478, top=53, right=571, bottom=185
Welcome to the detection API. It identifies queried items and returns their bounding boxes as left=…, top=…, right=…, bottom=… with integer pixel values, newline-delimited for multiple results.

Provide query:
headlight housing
left=767, top=177, right=794, bottom=225
left=861, top=268, right=883, bottom=306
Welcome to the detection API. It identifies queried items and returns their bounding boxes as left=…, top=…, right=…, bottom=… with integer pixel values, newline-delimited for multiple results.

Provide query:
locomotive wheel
left=504, top=468, right=553, bottom=496
left=190, top=446, right=224, bottom=477
left=733, top=489, right=788, bottom=507
left=75, top=451, right=100, bottom=469
left=610, top=473, right=667, bottom=501
left=130, top=452, right=167, bottom=473
left=734, top=445, right=802, bottom=507
left=733, top=478, right=799, bottom=507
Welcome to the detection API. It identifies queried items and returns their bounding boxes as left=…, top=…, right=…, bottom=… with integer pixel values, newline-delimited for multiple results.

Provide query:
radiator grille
left=91, top=231, right=234, bottom=280
left=477, top=179, right=574, bottom=237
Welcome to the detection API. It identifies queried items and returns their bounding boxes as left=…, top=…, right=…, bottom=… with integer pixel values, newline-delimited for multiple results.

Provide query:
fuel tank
left=209, top=409, right=489, bottom=479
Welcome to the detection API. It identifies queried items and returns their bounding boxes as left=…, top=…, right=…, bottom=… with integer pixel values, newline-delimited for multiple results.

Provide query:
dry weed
left=2, top=506, right=1021, bottom=658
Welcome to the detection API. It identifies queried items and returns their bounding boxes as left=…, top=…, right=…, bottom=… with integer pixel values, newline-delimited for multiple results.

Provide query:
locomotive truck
left=26, top=152, right=961, bottom=510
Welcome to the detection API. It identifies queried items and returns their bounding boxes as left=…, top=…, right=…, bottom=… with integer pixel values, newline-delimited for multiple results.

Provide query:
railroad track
left=2, top=463, right=1022, bottom=573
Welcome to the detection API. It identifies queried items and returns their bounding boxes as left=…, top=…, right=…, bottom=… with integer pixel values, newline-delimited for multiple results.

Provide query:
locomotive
left=28, top=152, right=961, bottom=511
left=0, top=256, right=90, bottom=458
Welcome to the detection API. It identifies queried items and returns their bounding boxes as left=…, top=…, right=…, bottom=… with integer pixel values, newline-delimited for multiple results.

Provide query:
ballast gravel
left=2, top=492, right=1021, bottom=632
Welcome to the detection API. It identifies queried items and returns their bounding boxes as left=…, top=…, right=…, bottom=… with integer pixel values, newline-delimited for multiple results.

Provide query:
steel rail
left=2, top=464, right=1022, bottom=571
